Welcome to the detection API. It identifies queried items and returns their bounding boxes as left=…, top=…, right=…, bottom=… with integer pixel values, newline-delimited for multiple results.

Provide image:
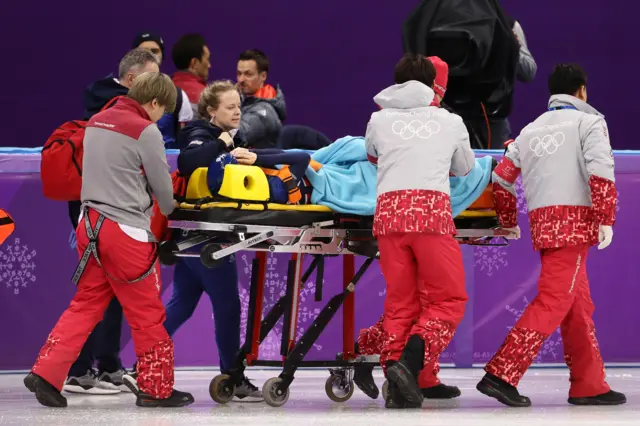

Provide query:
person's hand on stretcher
left=231, top=147, right=258, bottom=165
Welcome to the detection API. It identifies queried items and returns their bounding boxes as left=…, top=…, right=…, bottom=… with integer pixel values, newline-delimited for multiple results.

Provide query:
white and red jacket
left=365, top=80, right=475, bottom=236
left=493, top=94, right=617, bottom=250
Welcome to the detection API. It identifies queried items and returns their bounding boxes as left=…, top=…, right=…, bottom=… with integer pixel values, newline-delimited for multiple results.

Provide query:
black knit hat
left=132, top=32, right=164, bottom=54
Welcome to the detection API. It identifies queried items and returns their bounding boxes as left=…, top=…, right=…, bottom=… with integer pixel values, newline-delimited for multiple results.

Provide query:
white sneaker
left=234, top=377, right=263, bottom=402
left=63, top=370, right=120, bottom=395
left=99, top=369, right=131, bottom=392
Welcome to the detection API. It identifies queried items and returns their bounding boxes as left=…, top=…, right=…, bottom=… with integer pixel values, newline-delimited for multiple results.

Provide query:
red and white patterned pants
left=376, top=232, right=468, bottom=379
left=485, top=244, right=610, bottom=398
left=32, top=209, right=174, bottom=399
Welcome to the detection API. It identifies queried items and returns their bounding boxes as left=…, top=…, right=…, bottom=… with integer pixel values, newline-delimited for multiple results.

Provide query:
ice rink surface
left=1, top=368, right=638, bottom=425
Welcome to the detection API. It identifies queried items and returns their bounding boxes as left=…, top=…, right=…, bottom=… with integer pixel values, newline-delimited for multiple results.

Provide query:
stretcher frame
left=163, top=213, right=515, bottom=407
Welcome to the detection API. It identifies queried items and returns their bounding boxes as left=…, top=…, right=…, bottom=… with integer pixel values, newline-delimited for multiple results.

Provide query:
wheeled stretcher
left=159, top=165, right=515, bottom=407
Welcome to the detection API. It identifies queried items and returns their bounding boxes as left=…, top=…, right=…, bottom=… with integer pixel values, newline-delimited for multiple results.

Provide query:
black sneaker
left=354, top=364, right=380, bottom=399
left=24, top=373, right=68, bottom=408
left=422, top=383, right=461, bottom=399
left=476, top=373, right=531, bottom=407
left=386, top=335, right=425, bottom=406
left=136, top=389, right=194, bottom=407
left=568, top=390, right=626, bottom=406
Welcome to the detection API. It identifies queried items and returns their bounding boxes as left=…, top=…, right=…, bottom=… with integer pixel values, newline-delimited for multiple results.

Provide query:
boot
left=353, top=341, right=380, bottom=399
left=568, top=390, right=626, bottom=406
left=136, top=389, right=195, bottom=407
left=422, top=383, right=461, bottom=399
left=384, top=364, right=421, bottom=409
left=354, top=364, right=379, bottom=399
left=476, top=373, right=531, bottom=407
left=24, top=373, right=68, bottom=408
left=385, top=335, right=424, bottom=406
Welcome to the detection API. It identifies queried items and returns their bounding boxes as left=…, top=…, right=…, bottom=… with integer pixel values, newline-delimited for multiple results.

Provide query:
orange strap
left=261, top=166, right=302, bottom=204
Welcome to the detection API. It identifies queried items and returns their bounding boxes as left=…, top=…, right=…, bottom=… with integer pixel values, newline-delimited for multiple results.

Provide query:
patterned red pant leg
left=485, top=327, right=545, bottom=386
left=486, top=245, right=591, bottom=387
left=560, top=266, right=610, bottom=398
left=137, top=339, right=175, bottom=398
left=357, top=315, right=386, bottom=355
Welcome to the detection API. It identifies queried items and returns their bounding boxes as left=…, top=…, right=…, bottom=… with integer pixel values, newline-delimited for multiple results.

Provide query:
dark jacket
left=82, top=75, right=129, bottom=120
left=177, top=120, right=244, bottom=177
left=240, top=85, right=287, bottom=149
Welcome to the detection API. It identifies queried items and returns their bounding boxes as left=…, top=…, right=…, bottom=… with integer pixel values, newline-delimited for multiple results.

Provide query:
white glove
left=598, top=225, right=613, bottom=250
left=504, top=226, right=521, bottom=240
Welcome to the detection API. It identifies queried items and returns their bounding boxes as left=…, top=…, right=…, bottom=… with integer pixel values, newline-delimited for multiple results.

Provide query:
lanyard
left=548, top=106, right=578, bottom=111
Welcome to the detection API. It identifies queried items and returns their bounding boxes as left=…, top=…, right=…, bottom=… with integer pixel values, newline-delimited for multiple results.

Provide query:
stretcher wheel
left=209, top=374, right=235, bottom=404
left=263, top=377, right=290, bottom=407
left=382, top=380, right=388, bottom=401
left=325, top=373, right=354, bottom=403
left=200, top=243, right=224, bottom=269
left=158, top=241, right=178, bottom=266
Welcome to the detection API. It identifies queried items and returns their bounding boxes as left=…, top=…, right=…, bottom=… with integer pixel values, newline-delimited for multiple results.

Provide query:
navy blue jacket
left=177, top=120, right=245, bottom=177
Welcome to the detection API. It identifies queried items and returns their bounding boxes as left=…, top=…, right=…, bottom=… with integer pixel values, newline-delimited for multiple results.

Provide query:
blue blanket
left=304, top=136, right=493, bottom=216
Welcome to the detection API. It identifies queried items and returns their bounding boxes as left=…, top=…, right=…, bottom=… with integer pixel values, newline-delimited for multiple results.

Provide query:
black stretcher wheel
left=209, top=374, right=235, bottom=404
left=263, top=377, right=290, bottom=407
left=325, top=373, right=355, bottom=403
left=382, top=380, right=389, bottom=401
left=158, top=241, right=178, bottom=266
left=200, top=243, right=225, bottom=269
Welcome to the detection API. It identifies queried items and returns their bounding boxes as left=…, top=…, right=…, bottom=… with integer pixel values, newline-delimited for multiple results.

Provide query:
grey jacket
left=513, top=21, right=537, bottom=83
left=366, top=81, right=475, bottom=197
left=81, top=98, right=174, bottom=235
left=494, top=94, right=614, bottom=212
left=239, top=85, right=286, bottom=149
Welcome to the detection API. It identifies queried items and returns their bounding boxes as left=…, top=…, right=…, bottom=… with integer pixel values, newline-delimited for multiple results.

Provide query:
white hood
left=373, top=80, right=435, bottom=110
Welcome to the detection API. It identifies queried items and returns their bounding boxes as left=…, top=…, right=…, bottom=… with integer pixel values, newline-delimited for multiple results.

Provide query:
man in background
left=236, top=49, right=286, bottom=148
left=172, top=34, right=211, bottom=116
left=132, top=32, right=193, bottom=147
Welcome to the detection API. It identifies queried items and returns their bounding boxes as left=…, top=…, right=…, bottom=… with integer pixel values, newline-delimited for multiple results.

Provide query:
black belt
left=71, top=208, right=158, bottom=286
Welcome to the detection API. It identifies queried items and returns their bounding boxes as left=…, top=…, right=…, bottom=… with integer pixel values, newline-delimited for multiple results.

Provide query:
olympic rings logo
left=392, top=120, right=441, bottom=140
left=529, top=132, right=565, bottom=156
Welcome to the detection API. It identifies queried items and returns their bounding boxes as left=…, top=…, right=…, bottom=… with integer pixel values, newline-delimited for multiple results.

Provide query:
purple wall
left=0, top=1, right=635, bottom=149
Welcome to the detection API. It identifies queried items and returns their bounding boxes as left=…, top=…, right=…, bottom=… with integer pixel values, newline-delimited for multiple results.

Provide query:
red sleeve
left=492, top=182, right=518, bottom=228
left=367, top=154, right=378, bottom=165
left=494, top=157, right=521, bottom=184
left=589, top=175, right=617, bottom=226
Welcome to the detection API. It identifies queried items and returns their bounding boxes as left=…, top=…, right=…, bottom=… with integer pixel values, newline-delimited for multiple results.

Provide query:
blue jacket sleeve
left=178, top=139, right=228, bottom=177
left=253, top=149, right=311, bottom=180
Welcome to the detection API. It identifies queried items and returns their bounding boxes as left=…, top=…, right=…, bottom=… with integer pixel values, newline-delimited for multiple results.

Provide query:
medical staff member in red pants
left=355, top=56, right=461, bottom=401
left=477, top=63, right=626, bottom=407
left=25, top=72, right=194, bottom=408
left=366, top=54, right=475, bottom=409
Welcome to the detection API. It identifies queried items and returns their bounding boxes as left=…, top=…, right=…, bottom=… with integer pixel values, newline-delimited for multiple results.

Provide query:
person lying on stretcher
left=207, top=148, right=314, bottom=205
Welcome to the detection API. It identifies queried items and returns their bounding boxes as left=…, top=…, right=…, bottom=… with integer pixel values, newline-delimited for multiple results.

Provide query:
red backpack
left=41, top=97, right=121, bottom=201
left=150, top=170, right=188, bottom=242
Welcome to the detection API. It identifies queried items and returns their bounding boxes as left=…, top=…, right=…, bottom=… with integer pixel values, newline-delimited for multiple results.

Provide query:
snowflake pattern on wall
left=514, top=176, right=529, bottom=215
left=0, top=238, right=37, bottom=295
left=506, top=296, right=563, bottom=363
left=474, top=246, right=509, bottom=276
left=235, top=253, right=323, bottom=360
